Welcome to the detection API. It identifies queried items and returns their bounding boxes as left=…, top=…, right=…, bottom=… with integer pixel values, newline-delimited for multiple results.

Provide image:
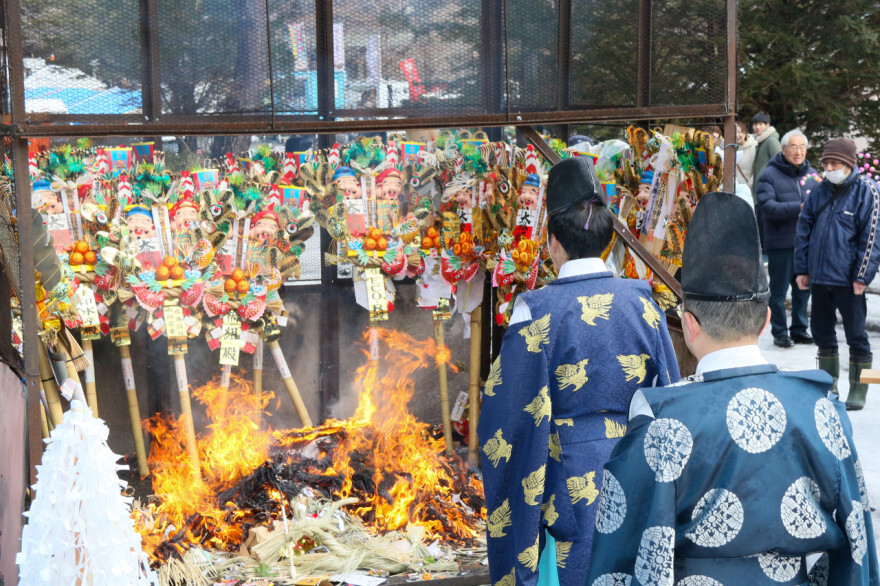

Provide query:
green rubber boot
left=846, top=355, right=872, bottom=411
left=817, top=352, right=839, bottom=394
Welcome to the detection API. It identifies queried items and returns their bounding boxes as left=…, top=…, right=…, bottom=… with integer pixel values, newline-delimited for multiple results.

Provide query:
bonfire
left=133, top=328, right=487, bottom=583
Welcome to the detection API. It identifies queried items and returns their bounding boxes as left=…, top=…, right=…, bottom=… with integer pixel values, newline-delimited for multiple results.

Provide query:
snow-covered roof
left=23, top=57, right=141, bottom=115
left=24, top=58, right=106, bottom=91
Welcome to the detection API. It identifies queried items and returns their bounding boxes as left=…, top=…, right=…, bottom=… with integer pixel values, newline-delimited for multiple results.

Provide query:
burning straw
left=134, top=328, right=485, bottom=579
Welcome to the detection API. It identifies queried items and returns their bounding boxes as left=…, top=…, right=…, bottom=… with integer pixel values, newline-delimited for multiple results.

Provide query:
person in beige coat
left=735, top=121, right=757, bottom=191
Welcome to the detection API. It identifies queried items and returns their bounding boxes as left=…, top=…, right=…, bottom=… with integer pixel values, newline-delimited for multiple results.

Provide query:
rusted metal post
left=722, top=0, right=738, bottom=193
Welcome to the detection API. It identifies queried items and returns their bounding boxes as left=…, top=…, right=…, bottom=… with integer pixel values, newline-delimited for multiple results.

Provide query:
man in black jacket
left=796, top=137, right=880, bottom=410
left=756, top=129, right=819, bottom=348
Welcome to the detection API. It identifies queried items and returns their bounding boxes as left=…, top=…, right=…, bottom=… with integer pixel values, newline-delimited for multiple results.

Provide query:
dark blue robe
left=477, top=272, right=680, bottom=586
left=587, top=364, right=880, bottom=586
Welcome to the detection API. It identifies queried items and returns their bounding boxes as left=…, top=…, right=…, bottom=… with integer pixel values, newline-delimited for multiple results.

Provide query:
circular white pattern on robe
left=757, top=551, right=802, bottom=582
left=596, top=471, right=627, bottom=534
left=781, top=477, right=826, bottom=539
left=807, top=553, right=829, bottom=586
left=845, top=500, right=867, bottom=565
left=676, top=577, right=723, bottom=586
left=814, top=398, right=851, bottom=460
left=726, top=387, right=787, bottom=453
left=591, top=574, right=632, bottom=586
left=855, top=459, right=869, bottom=509
left=635, top=526, right=675, bottom=586
left=685, top=488, right=744, bottom=547
left=644, top=419, right=693, bottom=482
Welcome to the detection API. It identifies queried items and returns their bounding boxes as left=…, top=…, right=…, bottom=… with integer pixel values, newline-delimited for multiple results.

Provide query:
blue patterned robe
left=587, top=364, right=880, bottom=586
left=477, top=270, right=680, bottom=586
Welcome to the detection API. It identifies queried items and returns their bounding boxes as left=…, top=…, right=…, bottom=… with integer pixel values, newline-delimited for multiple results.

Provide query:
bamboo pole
left=173, top=355, right=201, bottom=481
left=39, top=400, right=50, bottom=438
left=80, top=338, right=99, bottom=417
left=118, top=345, right=149, bottom=477
left=39, top=389, right=54, bottom=433
left=467, top=310, right=482, bottom=467
left=218, top=364, right=231, bottom=421
left=267, top=339, right=313, bottom=428
left=253, top=337, right=263, bottom=429
left=368, top=327, right=380, bottom=365
left=433, top=317, right=454, bottom=456
left=37, top=342, right=64, bottom=426
left=62, top=350, right=81, bottom=387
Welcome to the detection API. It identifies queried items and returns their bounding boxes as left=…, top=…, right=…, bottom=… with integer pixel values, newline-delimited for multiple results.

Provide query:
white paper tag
left=271, top=345, right=292, bottom=379
left=329, top=572, right=386, bottom=586
left=76, top=285, right=100, bottom=327
left=121, top=357, right=135, bottom=390
left=60, top=378, right=85, bottom=403
left=450, top=389, right=469, bottom=422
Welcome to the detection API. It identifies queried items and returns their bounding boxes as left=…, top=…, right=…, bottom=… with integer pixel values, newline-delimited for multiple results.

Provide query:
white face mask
left=824, top=168, right=850, bottom=185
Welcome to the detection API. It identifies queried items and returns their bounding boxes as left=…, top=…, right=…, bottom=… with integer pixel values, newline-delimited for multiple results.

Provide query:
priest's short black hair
left=684, top=297, right=768, bottom=341
left=548, top=202, right=613, bottom=260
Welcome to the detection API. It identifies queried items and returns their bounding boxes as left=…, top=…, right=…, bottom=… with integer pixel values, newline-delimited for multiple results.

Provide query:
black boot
left=846, top=355, right=872, bottom=411
left=817, top=351, right=839, bottom=394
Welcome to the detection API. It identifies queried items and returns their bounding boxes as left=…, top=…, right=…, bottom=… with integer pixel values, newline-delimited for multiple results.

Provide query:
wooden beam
left=859, top=369, right=880, bottom=384
left=520, top=125, right=683, bottom=300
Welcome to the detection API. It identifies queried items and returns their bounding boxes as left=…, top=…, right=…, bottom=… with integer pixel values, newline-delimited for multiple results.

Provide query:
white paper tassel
left=17, top=400, right=158, bottom=585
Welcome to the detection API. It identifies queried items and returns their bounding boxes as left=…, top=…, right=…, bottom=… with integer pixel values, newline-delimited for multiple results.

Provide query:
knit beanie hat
left=820, top=138, right=857, bottom=169
left=751, top=112, right=771, bottom=125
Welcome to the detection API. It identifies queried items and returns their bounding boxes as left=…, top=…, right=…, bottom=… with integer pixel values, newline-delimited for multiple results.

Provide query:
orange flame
left=136, top=328, right=484, bottom=563
left=137, top=375, right=275, bottom=558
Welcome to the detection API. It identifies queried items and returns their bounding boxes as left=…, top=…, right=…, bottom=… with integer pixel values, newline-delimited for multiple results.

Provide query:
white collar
left=557, top=257, right=608, bottom=279
left=508, top=257, right=609, bottom=325
left=696, top=345, right=768, bottom=375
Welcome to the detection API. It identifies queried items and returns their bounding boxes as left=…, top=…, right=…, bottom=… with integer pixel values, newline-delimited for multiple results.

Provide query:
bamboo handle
left=468, top=311, right=482, bottom=468
left=268, top=340, right=313, bottom=428
left=39, top=397, right=50, bottom=438
left=173, top=355, right=201, bottom=481
left=39, top=388, right=55, bottom=433
left=434, top=318, right=454, bottom=456
left=253, top=338, right=263, bottom=430
left=118, top=345, right=149, bottom=477
left=217, top=364, right=231, bottom=421
left=81, top=338, right=99, bottom=418
left=37, top=342, right=64, bottom=426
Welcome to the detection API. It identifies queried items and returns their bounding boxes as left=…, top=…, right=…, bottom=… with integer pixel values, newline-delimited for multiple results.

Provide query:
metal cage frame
left=1, top=0, right=737, bottom=484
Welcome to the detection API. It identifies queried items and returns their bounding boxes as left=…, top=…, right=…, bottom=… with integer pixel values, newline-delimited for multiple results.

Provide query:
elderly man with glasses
left=756, top=129, right=820, bottom=348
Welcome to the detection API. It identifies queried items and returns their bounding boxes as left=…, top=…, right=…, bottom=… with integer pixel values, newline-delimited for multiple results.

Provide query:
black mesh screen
left=330, top=0, right=484, bottom=114
left=157, top=0, right=268, bottom=116
left=20, top=0, right=142, bottom=116
left=271, top=4, right=320, bottom=114
left=14, top=0, right=728, bottom=129
left=570, top=0, right=639, bottom=108
left=650, top=0, right=727, bottom=106
left=505, top=0, right=559, bottom=110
